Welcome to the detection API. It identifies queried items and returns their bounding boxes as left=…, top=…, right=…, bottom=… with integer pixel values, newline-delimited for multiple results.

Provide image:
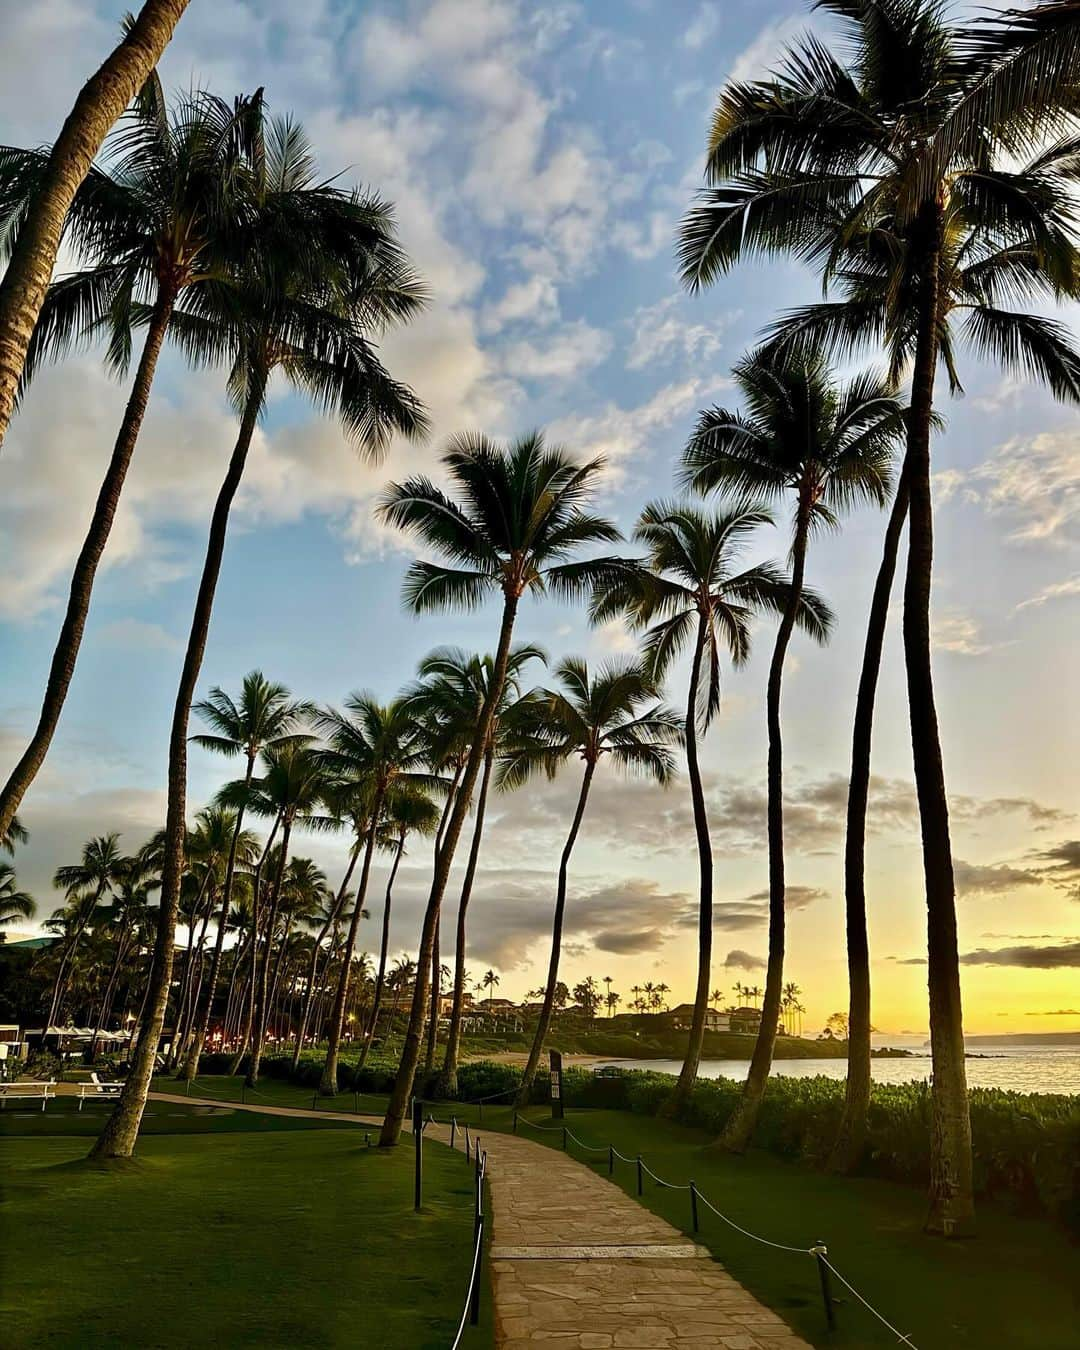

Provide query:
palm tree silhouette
left=0, top=862, right=35, bottom=929
left=593, top=501, right=830, bottom=1113
left=678, top=1, right=1080, bottom=1225
left=508, top=657, right=682, bottom=1100
left=48, top=833, right=127, bottom=1028
left=376, top=431, right=621, bottom=1145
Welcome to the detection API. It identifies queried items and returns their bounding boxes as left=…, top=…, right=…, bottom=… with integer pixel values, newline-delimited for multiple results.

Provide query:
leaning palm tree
left=0, top=0, right=190, bottom=451
left=592, top=502, right=832, bottom=1112
left=356, top=787, right=442, bottom=1072
left=510, top=658, right=683, bottom=1101
left=316, top=697, right=438, bottom=1095
left=0, top=85, right=263, bottom=845
left=376, top=431, right=622, bottom=1145
left=678, top=0, right=1080, bottom=1231
left=0, top=861, right=35, bottom=928
left=47, top=834, right=128, bottom=1028
left=1, top=815, right=28, bottom=856
left=682, top=348, right=901, bottom=1147
left=91, top=118, right=427, bottom=1162
left=406, top=643, right=545, bottom=1095
left=181, top=673, right=311, bottom=1082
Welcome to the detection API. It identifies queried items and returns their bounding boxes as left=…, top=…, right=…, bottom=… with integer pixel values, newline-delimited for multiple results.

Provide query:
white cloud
left=98, top=619, right=182, bottom=653
left=626, top=295, right=736, bottom=371
left=931, top=611, right=995, bottom=657
left=500, top=319, right=613, bottom=381
left=682, top=4, right=720, bottom=51
left=970, top=430, right=1080, bottom=547
left=1014, top=574, right=1080, bottom=612
left=481, top=276, right=561, bottom=334
left=728, top=16, right=805, bottom=84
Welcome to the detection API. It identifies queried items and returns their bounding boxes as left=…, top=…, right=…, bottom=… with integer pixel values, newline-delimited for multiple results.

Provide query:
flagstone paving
left=149, top=1094, right=810, bottom=1349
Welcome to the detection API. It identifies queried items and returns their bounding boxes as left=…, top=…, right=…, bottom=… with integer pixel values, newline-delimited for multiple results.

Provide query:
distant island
left=965, top=1031, right=1080, bottom=1047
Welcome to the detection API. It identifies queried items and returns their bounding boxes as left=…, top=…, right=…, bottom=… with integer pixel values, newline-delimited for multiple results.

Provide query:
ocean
left=593, top=1042, right=1080, bottom=1094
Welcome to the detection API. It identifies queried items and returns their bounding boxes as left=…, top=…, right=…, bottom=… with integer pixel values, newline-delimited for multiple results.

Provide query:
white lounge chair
left=77, top=1072, right=124, bottom=1109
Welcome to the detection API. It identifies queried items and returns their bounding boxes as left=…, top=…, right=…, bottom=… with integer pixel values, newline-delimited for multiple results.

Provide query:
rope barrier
left=449, top=1149, right=487, bottom=1350
left=513, top=1108, right=917, bottom=1345
left=821, top=1257, right=918, bottom=1347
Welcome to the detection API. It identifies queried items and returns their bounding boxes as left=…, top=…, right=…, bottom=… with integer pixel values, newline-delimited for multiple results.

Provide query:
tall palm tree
left=1, top=815, right=28, bottom=856
left=356, top=787, right=441, bottom=1072
left=316, top=697, right=437, bottom=1095
left=0, top=0, right=190, bottom=451
left=0, top=862, right=35, bottom=928
left=91, top=118, right=427, bottom=1161
left=375, top=431, right=622, bottom=1145
left=510, top=658, right=683, bottom=1100
left=0, top=86, right=263, bottom=844
left=682, top=349, right=901, bottom=1147
left=407, top=643, right=545, bottom=1095
left=89, top=854, right=157, bottom=1057
left=48, top=834, right=127, bottom=1028
left=481, top=970, right=500, bottom=1007
left=181, top=673, right=310, bottom=1082
left=678, top=0, right=1080, bottom=1231
left=593, top=502, right=832, bottom=1112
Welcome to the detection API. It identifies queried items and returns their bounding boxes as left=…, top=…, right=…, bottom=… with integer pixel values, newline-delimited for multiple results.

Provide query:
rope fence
left=411, top=1101, right=489, bottom=1348
left=513, top=1107, right=918, bottom=1347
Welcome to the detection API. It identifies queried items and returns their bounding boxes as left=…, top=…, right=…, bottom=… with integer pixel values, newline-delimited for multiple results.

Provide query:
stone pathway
left=149, top=1094, right=809, bottom=1349
left=425, top=1119, right=811, bottom=1350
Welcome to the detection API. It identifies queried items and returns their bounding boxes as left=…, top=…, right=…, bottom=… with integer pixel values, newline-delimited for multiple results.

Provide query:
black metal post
left=636, top=1155, right=643, bottom=1196
left=812, top=1243, right=835, bottom=1331
left=479, top=1099, right=484, bottom=1122
left=562, top=1126, right=568, bottom=1151
left=690, top=1181, right=699, bottom=1233
left=608, top=1145, right=614, bottom=1176
left=469, top=1156, right=483, bottom=1326
left=513, top=1108, right=518, bottom=1134
left=413, top=1098, right=424, bottom=1211
left=450, top=1116, right=457, bottom=1150
left=475, top=1138, right=481, bottom=1180
left=311, top=1090, right=318, bottom=1111
left=465, top=1124, right=471, bottom=1162
left=354, top=1089, right=359, bottom=1114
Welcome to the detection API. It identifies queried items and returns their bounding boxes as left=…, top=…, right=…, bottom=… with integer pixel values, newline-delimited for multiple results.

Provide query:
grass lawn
left=0, top=1099, right=491, bottom=1349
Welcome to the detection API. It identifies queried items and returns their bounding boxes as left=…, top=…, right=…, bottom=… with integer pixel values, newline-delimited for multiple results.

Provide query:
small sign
left=549, top=1049, right=564, bottom=1119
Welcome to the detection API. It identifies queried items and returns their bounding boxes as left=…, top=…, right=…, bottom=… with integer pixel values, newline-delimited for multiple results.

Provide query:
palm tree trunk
left=227, top=814, right=279, bottom=1074
left=91, top=923, right=131, bottom=1059
left=357, top=833, right=405, bottom=1071
left=291, top=845, right=360, bottom=1071
left=380, top=593, right=521, bottom=1146
left=436, top=746, right=494, bottom=1095
left=905, top=202, right=974, bottom=1236
left=518, top=759, right=596, bottom=1104
left=320, top=793, right=386, bottom=1095
left=830, top=469, right=910, bottom=1173
left=88, top=372, right=266, bottom=1160
left=0, top=291, right=175, bottom=843
left=0, top=0, right=188, bottom=456
left=248, top=819, right=292, bottom=1086
left=423, top=916, right=441, bottom=1075
left=722, top=510, right=810, bottom=1150
left=667, top=615, right=714, bottom=1113
left=183, top=755, right=255, bottom=1081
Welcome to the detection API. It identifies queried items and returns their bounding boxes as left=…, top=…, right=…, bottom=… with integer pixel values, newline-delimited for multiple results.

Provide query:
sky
left=1, top=0, right=1078, bottom=1039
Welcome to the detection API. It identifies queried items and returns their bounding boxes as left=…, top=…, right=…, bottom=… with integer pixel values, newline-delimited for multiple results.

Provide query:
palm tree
left=375, top=431, right=621, bottom=1145
left=181, top=673, right=310, bottom=1082
left=481, top=969, right=500, bottom=1007
left=356, top=788, right=441, bottom=1072
left=605, top=988, right=620, bottom=1018
left=47, top=834, right=127, bottom=1028
left=2, top=815, right=28, bottom=856
left=678, top=1, right=1080, bottom=1232
left=0, top=862, right=35, bottom=929
left=592, top=502, right=831, bottom=1113
left=408, top=643, right=545, bottom=1095
left=89, top=854, right=157, bottom=1057
left=0, top=86, right=263, bottom=845
left=682, top=349, right=901, bottom=1147
left=509, top=658, right=683, bottom=1100
left=316, top=697, right=437, bottom=1095
left=91, top=118, right=427, bottom=1161
left=0, top=0, right=190, bottom=451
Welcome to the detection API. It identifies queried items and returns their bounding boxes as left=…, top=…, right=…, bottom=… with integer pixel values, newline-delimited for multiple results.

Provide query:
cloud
left=953, top=858, right=1041, bottom=897
left=500, top=320, right=613, bottom=381
left=886, top=955, right=928, bottom=966
left=967, top=430, right=1080, bottom=547
left=723, top=949, right=765, bottom=971
left=1030, top=839, right=1080, bottom=900
left=960, top=942, right=1080, bottom=969
left=706, top=885, right=827, bottom=932
left=625, top=295, right=736, bottom=372
left=1024, top=1009, right=1080, bottom=1016
left=931, top=611, right=996, bottom=657
left=728, top=17, right=805, bottom=84
left=1015, top=574, right=1080, bottom=612
left=682, top=4, right=720, bottom=51
left=98, top=619, right=183, bottom=653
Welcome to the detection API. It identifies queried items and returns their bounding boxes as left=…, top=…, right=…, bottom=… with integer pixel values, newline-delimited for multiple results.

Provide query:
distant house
left=729, top=1006, right=762, bottom=1035
left=670, top=1004, right=731, bottom=1033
